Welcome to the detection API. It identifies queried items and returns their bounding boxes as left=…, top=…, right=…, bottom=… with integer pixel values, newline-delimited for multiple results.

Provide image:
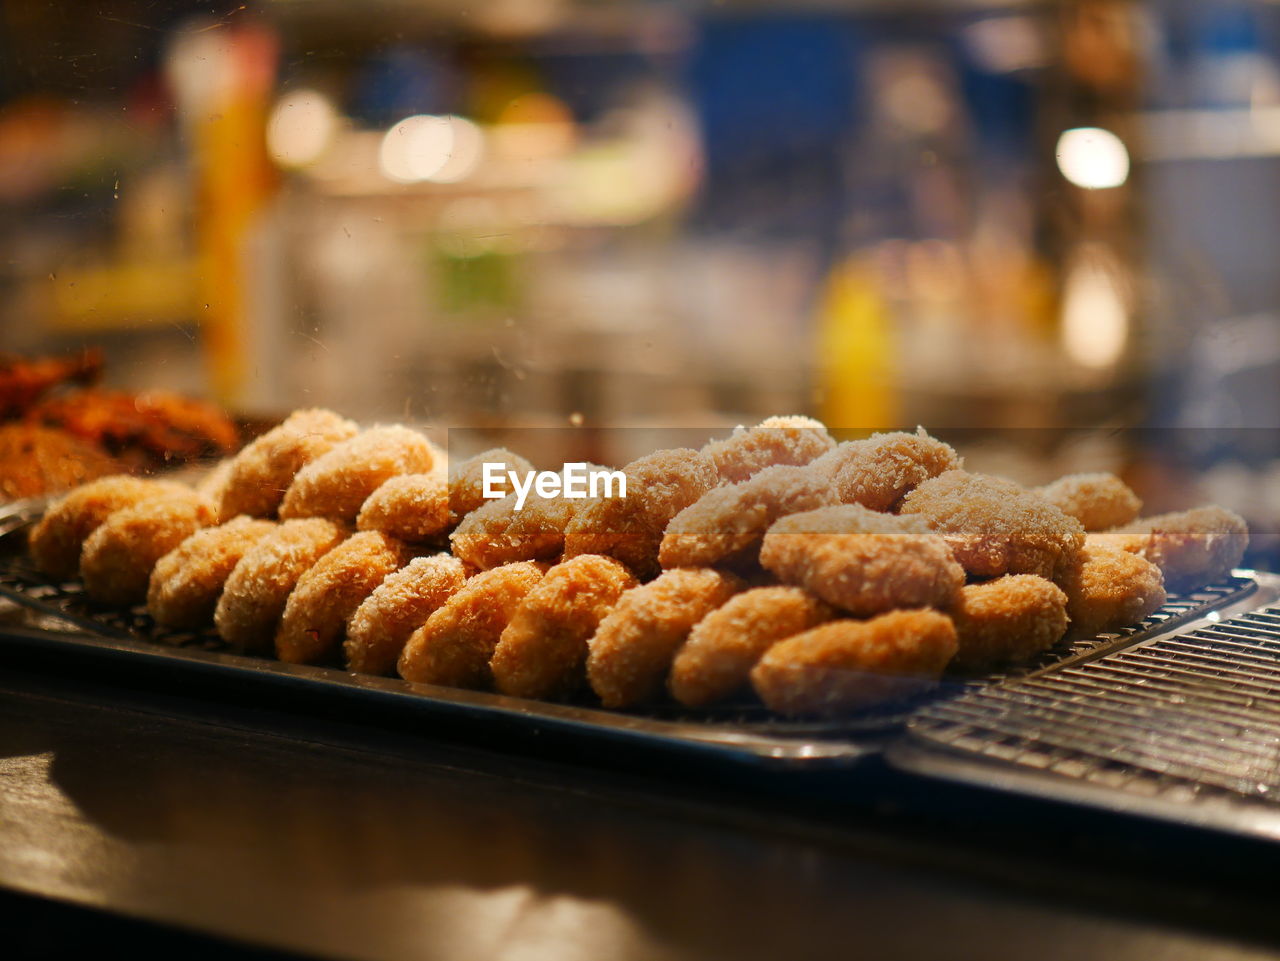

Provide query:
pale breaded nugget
left=147, top=516, right=276, bottom=629
left=447, top=448, right=534, bottom=525
left=1035, top=472, right=1141, bottom=531
left=759, top=504, right=964, bottom=617
left=1110, top=506, right=1248, bottom=592
left=669, top=586, right=833, bottom=708
left=899, top=470, right=1085, bottom=579
left=398, top=561, right=545, bottom=689
left=450, top=492, right=575, bottom=570
left=275, top=531, right=409, bottom=664
left=750, top=610, right=957, bottom=716
left=29, top=475, right=190, bottom=579
left=949, top=575, right=1069, bottom=671
left=809, top=428, right=961, bottom=512
left=659, top=465, right=835, bottom=570
left=1058, top=540, right=1166, bottom=637
left=279, top=425, right=439, bottom=524
left=563, top=448, right=718, bottom=579
left=702, top=415, right=835, bottom=483
left=219, top=408, right=358, bottom=520
left=195, top=458, right=235, bottom=510
left=490, top=555, right=638, bottom=700
left=356, top=473, right=450, bottom=543
left=586, top=567, right=743, bottom=709
left=214, top=518, right=346, bottom=652
left=80, top=491, right=217, bottom=604
left=345, top=554, right=466, bottom=675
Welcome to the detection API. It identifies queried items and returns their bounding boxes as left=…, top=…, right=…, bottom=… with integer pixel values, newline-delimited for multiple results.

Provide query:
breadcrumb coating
left=669, top=586, right=832, bottom=707
left=1058, top=540, right=1166, bottom=637
left=750, top=610, right=957, bottom=716
left=899, top=470, right=1085, bottom=579
left=195, top=458, right=235, bottom=513
left=491, top=554, right=638, bottom=700
left=147, top=516, right=276, bottom=629
left=1035, top=472, right=1141, bottom=531
left=450, top=492, right=576, bottom=570
left=356, top=473, right=450, bottom=543
left=1111, top=506, right=1248, bottom=592
left=810, top=429, right=961, bottom=512
left=448, top=448, right=535, bottom=526
left=345, top=554, right=466, bottom=675
left=702, top=415, right=835, bottom=483
left=948, top=575, right=1069, bottom=672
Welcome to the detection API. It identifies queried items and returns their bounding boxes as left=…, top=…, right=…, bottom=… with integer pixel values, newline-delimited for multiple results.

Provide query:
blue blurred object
left=352, top=46, right=455, bottom=125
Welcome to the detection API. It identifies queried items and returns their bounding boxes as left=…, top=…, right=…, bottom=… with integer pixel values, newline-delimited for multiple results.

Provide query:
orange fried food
left=750, top=610, right=958, bottom=716
left=659, top=465, right=835, bottom=570
left=274, top=531, right=409, bottom=664
left=214, top=518, right=346, bottom=653
left=447, top=448, right=535, bottom=525
left=563, top=448, right=718, bottom=579
left=490, top=555, right=638, bottom=700
left=1058, top=538, right=1167, bottom=637
left=948, top=575, right=1069, bottom=671
left=450, top=492, right=575, bottom=571
left=759, top=504, right=964, bottom=616
left=219, top=408, right=358, bottom=520
left=1035, top=472, right=1141, bottom=531
left=356, top=473, right=450, bottom=543
left=669, top=586, right=832, bottom=708
left=0, top=423, right=121, bottom=501
left=29, top=475, right=189, bottom=579
left=586, top=567, right=742, bottom=708
left=344, top=554, right=466, bottom=675
left=398, top=561, right=545, bottom=689
left=810, top=428, right=961, bottom=512
left=702, top=415, right=835, bottom=483
left=899, top=470, right=1085, bottom=579
left=79, top=491, right=217, bottom=604
left=1111, top=506, right=1248, bottom=592
left=146, top=516, right=276, bottom=629
left=279, top=425, right=439, bottom=524
left=195, top=457, right=235, bottom=508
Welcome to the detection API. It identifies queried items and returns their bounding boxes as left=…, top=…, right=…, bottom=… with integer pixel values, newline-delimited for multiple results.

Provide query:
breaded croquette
left=586, top=567, right=742, bottom=708
left=219, top=408, right=358, bottom=520
left=356, top=473, right=450, bottom=543
left=810, top=428, right=961, bottom=512
left=1111, top=506, right=1248, bottom=592
left=195, top=458, right=235, bottom=510
left=279, top=425, right=439, bottom=524
left=274, top=531, right=409, bottom=664
left=659, top=465, right=835, bottom=570
left=450, top=492, right=575, bottom=570
left=1058, top=539, right=1166, bottom=637
left=948, top=575, right=1069, bottom=671
left=759, top=504, right=965, bottom=616
left=80, top=491, right=217, bottom=604
left=398, top=561, right=545, bottom=688
left=563, top=448, right=718, bottom=579
left=669, top=586, right=832, bottom=708
left=750, top=610, right=958, bottom=716
left=214, top=518, right=346, bottom=652
left=490, top=554, right=638, bottom=700
left=899, top=470, right=1085, bottom=579
left=1035, top=472, right=1141, bottom=531
left=447, top=448, right=534, bottom=525
left=702, top=415, right=835, bottom=483
left=147, top=516, right=276, bottom=629
left=345, top=554, right=466, bottom=675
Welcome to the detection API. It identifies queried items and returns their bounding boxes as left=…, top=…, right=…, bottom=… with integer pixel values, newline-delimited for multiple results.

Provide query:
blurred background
left=1, top=0, right=1279, bottom=563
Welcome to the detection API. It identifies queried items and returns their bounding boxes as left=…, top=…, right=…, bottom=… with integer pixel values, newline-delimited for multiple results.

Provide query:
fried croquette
left=810, top=428, right=961, bottom=512
left=147, top=516, right=276, bottom=629
left=214, top=518, right=346, bottom=652
left=586, top=567, right=743, bottom=709
left=669, top=586, right=833, bottom=708
left=449, top=492, right=576, bottom=570
left=279, top=425, right=439, bottom=524
left=397, top=561, right=546, bottom=688
left=702, top=415, right=835, bottom=483
left=218, top=408, right=358, bottom=520
left=195, top=458, right=235, bottom=510
left=344, top=554, right=466, bottom=675
left=563, top=448, right=718, bottom=579
left=750, top=610, right=958, bottom=716
left=658, top=465, right=835, bottom=570
left=899, top=470, right=1085, bottom=579
left=759, top=504, right=965, bottom=616
left=274, top=531, right=409, bottom=664
left=448, top=448, right=535, bottom=525
left=1035, top=472, right=1141, bottom=531
left=1112, top=506, right=1248, bottom=592
left=356, top=473, right=450, bottom=543
left=80, top=492, right=217, bottom=604
left=29, top=475, right=190, bottom=579
left=490, top=555, right=638, bottom=700
left=948, top=575, right=1069, bottom=671
left=1058, top=540, right=1166, bottom=637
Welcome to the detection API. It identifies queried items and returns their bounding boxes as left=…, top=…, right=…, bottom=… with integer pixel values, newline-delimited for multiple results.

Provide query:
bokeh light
left=1055, top=126, right=1130, bottom=189
left=267, top=89, right=338, bottom=168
